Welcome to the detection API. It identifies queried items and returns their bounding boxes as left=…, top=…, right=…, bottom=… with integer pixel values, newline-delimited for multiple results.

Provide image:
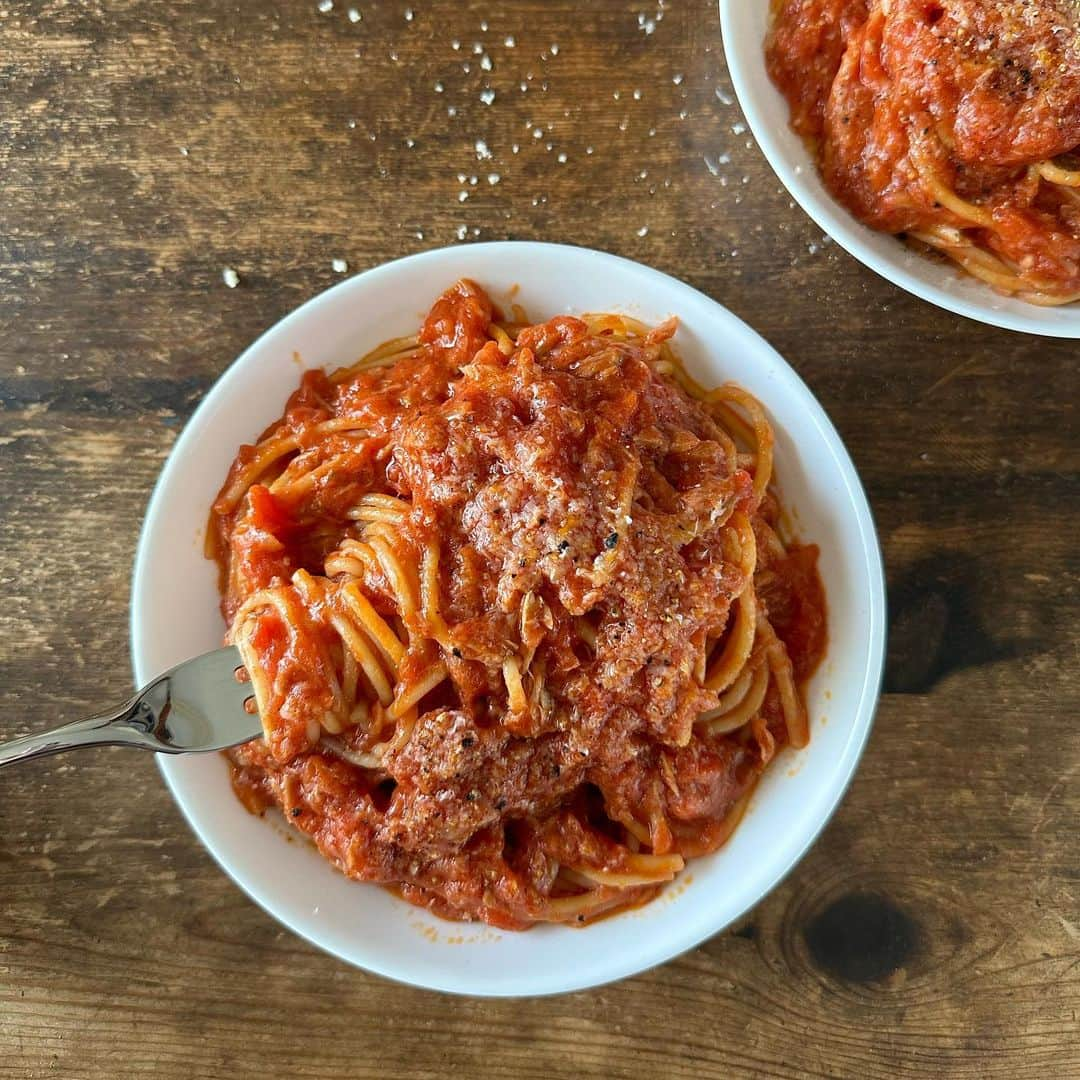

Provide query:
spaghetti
left=210, top=281, right=826, bottom=929
left=766, top=0, right=1080, bottom=305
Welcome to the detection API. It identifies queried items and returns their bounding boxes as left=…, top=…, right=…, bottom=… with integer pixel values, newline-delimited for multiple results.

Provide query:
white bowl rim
left=131, top=240, right=887, bottom=996
left=717, top=0, right=1080, bottom=339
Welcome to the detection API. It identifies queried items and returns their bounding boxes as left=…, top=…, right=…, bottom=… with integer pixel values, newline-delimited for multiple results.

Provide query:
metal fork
left=0, top=646, right=263, bottom=769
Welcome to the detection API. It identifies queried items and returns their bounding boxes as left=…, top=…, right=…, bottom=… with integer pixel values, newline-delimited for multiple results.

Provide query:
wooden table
left=1, top=1, right=1077, bottom=1076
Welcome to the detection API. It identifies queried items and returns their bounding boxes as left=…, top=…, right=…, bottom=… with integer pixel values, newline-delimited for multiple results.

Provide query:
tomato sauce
left=767, top=0, right=1080, bottom=298
left=212, top=283, right=827, bottom=928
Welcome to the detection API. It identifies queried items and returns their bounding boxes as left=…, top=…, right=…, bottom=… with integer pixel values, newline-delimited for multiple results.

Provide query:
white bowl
left=131, top=242, right=886, bottom=996
left=718, top=1, right=1080, bottom=339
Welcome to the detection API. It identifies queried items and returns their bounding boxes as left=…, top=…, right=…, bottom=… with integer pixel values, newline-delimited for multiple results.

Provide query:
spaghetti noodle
left=210, top=281, right=826, bottom=929
left=767, top=0, right=1080, bottom=305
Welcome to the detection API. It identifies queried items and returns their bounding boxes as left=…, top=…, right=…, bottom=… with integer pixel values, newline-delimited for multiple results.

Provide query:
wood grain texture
left=1, top=0, right=1078, bottom=1076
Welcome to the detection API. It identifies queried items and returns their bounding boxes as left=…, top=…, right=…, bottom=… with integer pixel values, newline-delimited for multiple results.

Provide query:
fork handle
left=0, top=698, right=151, bottom=769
